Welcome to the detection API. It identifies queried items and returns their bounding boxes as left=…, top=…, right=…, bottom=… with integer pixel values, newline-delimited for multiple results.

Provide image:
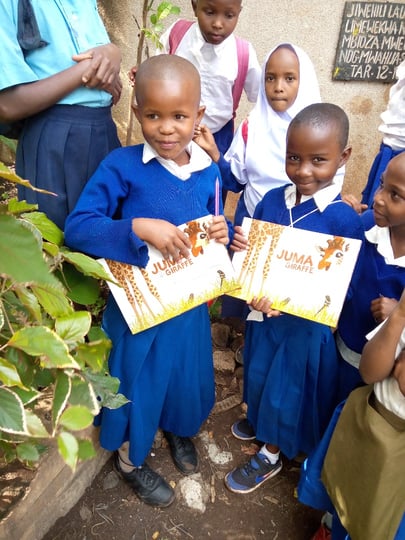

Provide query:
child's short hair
left=289, top=103, right=349, bottom=150
left=135, top=54, right=201, bottom=106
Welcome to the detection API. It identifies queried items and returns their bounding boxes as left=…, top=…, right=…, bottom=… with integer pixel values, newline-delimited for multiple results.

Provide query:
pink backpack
left=168, top=19, right=249, bottom=116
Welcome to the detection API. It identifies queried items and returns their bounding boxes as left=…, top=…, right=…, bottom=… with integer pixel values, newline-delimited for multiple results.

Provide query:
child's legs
left=249, top=316, right=339, bottom=458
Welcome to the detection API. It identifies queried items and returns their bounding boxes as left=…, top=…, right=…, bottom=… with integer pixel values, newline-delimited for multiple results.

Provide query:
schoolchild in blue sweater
left=224, top=103, right=365, bottom=494
left=336, top=151, right=405, bottom=403
left=65, top=55, right=230, bottom=508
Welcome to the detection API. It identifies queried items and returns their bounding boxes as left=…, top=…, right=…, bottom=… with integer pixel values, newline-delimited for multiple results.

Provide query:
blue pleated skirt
left=97, top=297, right=215, bottom=466
left=16, top=104, right=120, bottom=229
left=244, top=314, right=339, bottom=459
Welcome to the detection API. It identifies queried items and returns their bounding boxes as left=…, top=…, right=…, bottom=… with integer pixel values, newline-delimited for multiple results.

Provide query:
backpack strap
left=169, top=22, right=249, bottom=117
left=232, top=37, right=250, bottom=115
left=241, top=118, right=248, bottom=144
left=168, top=19, right=194, bottom=54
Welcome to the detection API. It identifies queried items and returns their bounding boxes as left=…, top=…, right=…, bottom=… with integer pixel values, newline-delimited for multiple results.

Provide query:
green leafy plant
left=126, top=1, right=181, bottom=145
left=0, top=163, right=128, bottom=471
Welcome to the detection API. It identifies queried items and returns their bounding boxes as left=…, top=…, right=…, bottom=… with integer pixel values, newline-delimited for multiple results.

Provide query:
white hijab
left=226, top=43, right=322, bottom=216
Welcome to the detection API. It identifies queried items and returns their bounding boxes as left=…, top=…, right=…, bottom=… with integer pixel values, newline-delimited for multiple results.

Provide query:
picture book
left=229, top=218, right=362, bottom=326
left=99, top=215, right=238, bottom=334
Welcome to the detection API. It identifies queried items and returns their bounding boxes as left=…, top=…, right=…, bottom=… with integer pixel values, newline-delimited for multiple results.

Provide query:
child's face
left=265, top=47, right=300, bottom=113
left=195, top=0, right=241, bottom=45
left=133, top=79, right=205, bottom=166
left=373, top=154, right=405, bottom=229
left=286, top=124, right=350, bottom=197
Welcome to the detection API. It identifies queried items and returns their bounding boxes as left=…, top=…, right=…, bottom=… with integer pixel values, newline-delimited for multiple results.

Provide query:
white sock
left=259, top=444, right=280, bottom=465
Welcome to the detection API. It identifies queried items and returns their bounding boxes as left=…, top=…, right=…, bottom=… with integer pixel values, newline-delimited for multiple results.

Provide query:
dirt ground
left=43, top=320, right=323, bottom=540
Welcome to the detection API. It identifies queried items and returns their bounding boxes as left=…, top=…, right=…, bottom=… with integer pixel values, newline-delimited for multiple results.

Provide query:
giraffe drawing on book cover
left=238, top=220, right=284, bottom=297
left=106, top=259, right=164, bottom=324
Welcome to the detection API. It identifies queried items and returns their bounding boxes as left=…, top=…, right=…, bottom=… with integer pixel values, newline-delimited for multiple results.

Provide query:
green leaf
left=69, top=375, right=100, bottom=415
left=0, top=386, right=28, bottom=435
left=9, top=386, right=41, bottom=406
left=7, top=326, right=80, bottom=369
left=88, top=326, right=108, bottom=343
left=60, top=405, right=94, bottom=431
left=85, top=370, right=120, bottom=398
left=0, top=357, right=24, bottom=387
left=156, top=2, right=180, bottom=20
left=151, top=22, right=164, bottom=33
left=52, top=371, right=71, bottom=433
left=83, top=369, right=127, bottom=409
left=6, top=197, right=37, bottom=215
left=0, top=162, right=56, bottom=195
left=42, top=241, right=60, bottom=257
left=16, top=442, right=40, bottom=462
left=25, top=410, right=49, bottom=438
left=22, top=212, right=64, bottom=246
left=55, top=311, right=91, bottom=346
left=0, top=136, right=17, bottom=153
left=0, top=214, right=62, bottom=286
left=14, top=285, right=42, bottom=322
left=0, top=440, right=17, bottom=462
left=58, top=431, right=78, bottom=471
left=75, top=339, right=111, bottom=372
left=102, top=392, right=129, bottom=410
left=59, top=263, right=101, bottom=305
left=60, top=249, right=113, bottom=281
left=31, top=282, right=73, bottom=319
left=77, top=438, right=96, bottom=461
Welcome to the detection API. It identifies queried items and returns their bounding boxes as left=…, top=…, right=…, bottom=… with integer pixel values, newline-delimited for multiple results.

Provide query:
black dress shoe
left=163, top=431, right=199, bottom=475
left=113, top=452, right=175, bottom=507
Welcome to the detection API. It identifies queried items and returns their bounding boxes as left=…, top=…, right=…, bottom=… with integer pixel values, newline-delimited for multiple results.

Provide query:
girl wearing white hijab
left=196, top=43, right=345, bottom=225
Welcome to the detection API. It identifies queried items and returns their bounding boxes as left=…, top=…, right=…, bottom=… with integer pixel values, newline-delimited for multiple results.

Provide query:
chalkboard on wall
left=333, top=2, right=405, bottom=82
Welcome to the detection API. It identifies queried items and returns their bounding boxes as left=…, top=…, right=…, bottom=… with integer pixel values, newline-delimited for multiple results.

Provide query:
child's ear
left=339, top=145, right=352, bottom=167
left=196, top=105, right=206, bottom=124
left=132, top=103, right=141, bottom=123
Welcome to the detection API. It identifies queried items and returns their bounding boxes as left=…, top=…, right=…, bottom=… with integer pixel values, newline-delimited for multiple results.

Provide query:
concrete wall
left=99, top=0, right=400, bottom=200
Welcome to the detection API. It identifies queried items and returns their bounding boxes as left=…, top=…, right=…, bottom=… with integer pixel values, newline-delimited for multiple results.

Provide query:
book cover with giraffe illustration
left=99, top=215, right=239, bottom=334
left=229, top=218, right=362, bottom=327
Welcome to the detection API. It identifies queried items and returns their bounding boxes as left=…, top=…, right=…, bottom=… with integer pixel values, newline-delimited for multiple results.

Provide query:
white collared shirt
left=284, top=182, right=342, bottom=212
left=142, top=140, right=212, bottom=180
left=159, top=21, right=260, bottom=133
left=366, top=324, right=405, bottom=418
left=379, top=60, right=405, bottom=151
left=365, top=225, right=405, bottom=267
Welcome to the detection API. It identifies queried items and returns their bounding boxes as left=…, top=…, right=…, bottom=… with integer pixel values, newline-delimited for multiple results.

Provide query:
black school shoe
left=113, top=452, right=175, bottom=507
left=163, top=431, right=199, bottom=475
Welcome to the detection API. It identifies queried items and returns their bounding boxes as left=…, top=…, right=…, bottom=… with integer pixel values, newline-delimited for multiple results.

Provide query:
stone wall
left=98, top=0, right=401, bottom=201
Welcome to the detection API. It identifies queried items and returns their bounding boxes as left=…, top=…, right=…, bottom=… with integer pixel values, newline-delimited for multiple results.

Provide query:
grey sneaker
left=224, top=452, right=282, bottom=494
left=231, top=418, right=256, bottom=441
